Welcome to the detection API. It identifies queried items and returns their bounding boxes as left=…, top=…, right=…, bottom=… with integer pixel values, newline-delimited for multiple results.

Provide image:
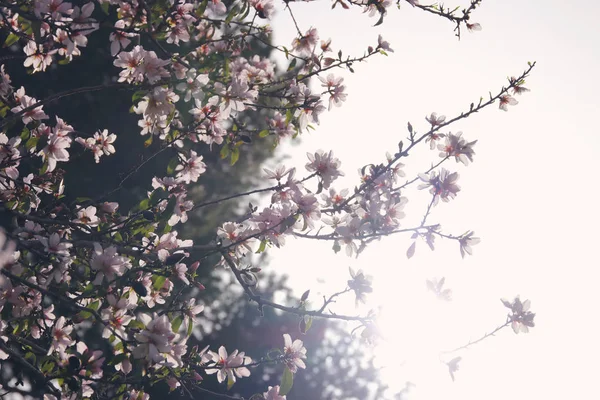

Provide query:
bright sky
left=261, top=1, right=600, bottom=399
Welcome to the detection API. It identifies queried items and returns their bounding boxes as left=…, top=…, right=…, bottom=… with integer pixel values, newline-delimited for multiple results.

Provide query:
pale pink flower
left=249, top=0, right=275, bottom=19
left=127, top=390, right=149, bottom=400
left=11, top=88, right=48, bottom=124
left=132, top=314, right=176, bottom=365
left=282, top=334, right=307, bottom=373
left=501, top=297, right=536, bottom=334
left=93, top=129, right=116, bottom=162
left=319, top=74, right=347, bottom=110
left=90, top=243, right=131, bottom=284
left=167, top=377, right=181, bottom=390
left=75, top=205, right=99, bottom=227
left=110, top=20, right=135, bottom=56
left=175, top=150, right=206, bottom=183
left=377, top=34, right=394, bottom=52
left=48, top=316, right=74, bottom=355
left=458, top=231, right=480, bottom=258
left=100, top=202, right=119, bottom=213
left=264, top=386, right=286, bottom=400
left=23, top=41, right=54, bottom=72
left=438, top=132, right=477, bottom=165
left=418, top=168, right=460, bottom=205
left=499, top=94, right=518, bottom=111
left=0, top=230, right=16, bottom=270
left=42, top=133, right=71, bottom=172
left=305, top=150, right=344, bottom=189
left=38, top=233, right=72, bottom=256
left=173, top=263, right=189, bottom=285
left=176, top=68, right=209, bottom=102
left=426, top=112, right=446, bottom=126
left=264, top=165, right=294, bottom=181
left=467, top=22, right=482, bottom=32
left=205, top=346, right=251, bottom=384
left=292, top=28, right=319, bottom=56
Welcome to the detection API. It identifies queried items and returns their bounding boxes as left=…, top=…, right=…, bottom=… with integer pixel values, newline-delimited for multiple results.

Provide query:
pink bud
left=190, top=261, right=200, bottom=273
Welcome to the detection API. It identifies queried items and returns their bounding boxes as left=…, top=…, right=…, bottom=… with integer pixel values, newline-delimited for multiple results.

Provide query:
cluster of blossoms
left=502, top=297, right=536, bottom=334
left=0, top=0, right=534, bottom=398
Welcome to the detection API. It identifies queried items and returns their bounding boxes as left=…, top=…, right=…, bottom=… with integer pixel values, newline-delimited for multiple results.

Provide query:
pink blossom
left=499, top=94, right=518, bottom=111
left=292, top=28, right=319, bottom=56
left=23, top=41, right=55, bottom=72
left=305, top=150, right=344, bottom=189
left=132, top=313, right=177, bottom=365
left=377, top=34, right=394, bottom=52
left=48, top=316, right=74, bottom=355
left=90, top=243, right=131, bottom=284
left=425, top=112, right=446, bottom=126
left=11, top=88, right=48, bottom=124
left=438, top=132, right=477, bottom=165
left=264, top=386, right=286, bottom=400
left=418, top=168, right=461, bottom=205
left=205, top=346, right=251, bottom=384
left=459, top=231, right=480, bottom=258
left=175, top=150, right=206, bottom=184
left=282, top=334, right=307, bottom=373
left=74, top=205, right=99, bottom=227
left=467, top=22, right=482, bottom=32
left=42, top=133, right=71, bottom=172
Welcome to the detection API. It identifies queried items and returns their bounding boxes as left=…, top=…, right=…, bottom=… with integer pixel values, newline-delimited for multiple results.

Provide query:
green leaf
left=88, top=300, right=101, bottom=311
left=25, top=136, right=39, bottom=151
left=101, top=1, right=110, bottom=14
left=220, top=145, right=230, bottom=159
left=196, top=0, right=208, bottom=16
left=144, top=135, right=153, bottom=147
left=78, top=310, right=93, bottom=320
left=287, top=58, right=297, bottom=71
left=113, top=341, right=124, bottom=352
left=304, top=315, right=313, bottom=333
left=227, top=373, right=235, bottom=390
left=279, top=366, right=294, bottom=396
left=4, top=33, right=19, bottom=48
left=25, top=352, right=36, bottom=364
left=187, top=318, right=194, bottom=337
left=132, top=90, right=147, bottom=103
left=149, top=188, right=167, bottom=206
left=239, top=1, right=250, bottom=19
left=171, top=315, right=183, bottom=332
left=255, top=240, right=267, bottom=254
left=128, top=319, right=145, bottom=330
left=138, top=198, right=150, bottom=211
left=153, top=275, right=167, bottom=290
left=41, top=361, right=55, bottom=374
left=225, top=5, right=239, bottom=24
left=230, top=147, right=240, bottom=165
left=285, top=109, right=293, bottom=125
left=20, top=127, right=31, bottom=140
left=258, top=129, right=270, bottom=138
left=167, top=157, right=179, bottom=175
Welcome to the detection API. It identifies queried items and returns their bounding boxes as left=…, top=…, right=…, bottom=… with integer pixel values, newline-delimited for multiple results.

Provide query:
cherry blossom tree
left=0, top=0, right=536, bottom=398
